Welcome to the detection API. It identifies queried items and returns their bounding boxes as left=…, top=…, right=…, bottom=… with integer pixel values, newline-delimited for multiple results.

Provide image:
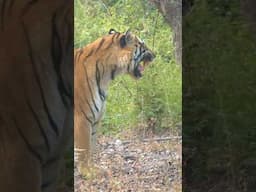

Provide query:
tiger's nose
left=144, top=51, right=156, bottom=62
left=151, top=52, right=156, bottom=59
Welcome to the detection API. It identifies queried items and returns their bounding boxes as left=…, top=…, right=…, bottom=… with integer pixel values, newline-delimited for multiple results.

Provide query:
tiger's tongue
left=138, top=64, right=144, bottom=72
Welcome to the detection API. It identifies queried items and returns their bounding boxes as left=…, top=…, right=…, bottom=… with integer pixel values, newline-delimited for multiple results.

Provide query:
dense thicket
left=183, top=1, right=256, bottom=191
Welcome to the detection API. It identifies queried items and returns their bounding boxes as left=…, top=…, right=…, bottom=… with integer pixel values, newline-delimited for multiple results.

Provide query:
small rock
left=115, top=139, right=122, bottom=146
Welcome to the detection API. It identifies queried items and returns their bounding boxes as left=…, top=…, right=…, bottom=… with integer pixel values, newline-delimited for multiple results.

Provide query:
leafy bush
left=183, top=1, right=256, bottom=190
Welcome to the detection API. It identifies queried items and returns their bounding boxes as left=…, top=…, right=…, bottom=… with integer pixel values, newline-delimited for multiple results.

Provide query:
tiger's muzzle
left=134, top=50, right=156, bottom=78
left=143, top=51, right=156, bottom=62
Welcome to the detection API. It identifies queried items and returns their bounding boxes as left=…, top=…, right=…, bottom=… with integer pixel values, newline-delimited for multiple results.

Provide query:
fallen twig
left=141, top=136, right=181, bottom=142
left=121, top=136, right=181, bottom=144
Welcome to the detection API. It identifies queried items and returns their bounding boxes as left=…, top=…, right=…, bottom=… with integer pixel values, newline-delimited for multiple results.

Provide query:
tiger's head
left=107, top=29, right=156, bottom=79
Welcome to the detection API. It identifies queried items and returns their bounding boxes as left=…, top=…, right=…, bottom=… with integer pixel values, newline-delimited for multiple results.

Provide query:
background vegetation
left=183, top=0, right=256, bottom=191
left=75, top=0, right=181, bottom=135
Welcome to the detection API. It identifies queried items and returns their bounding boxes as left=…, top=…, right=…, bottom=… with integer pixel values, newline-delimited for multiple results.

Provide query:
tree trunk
left=150, top=0, right=182, bottom=65
left=241, top=0, right=256, bottom=33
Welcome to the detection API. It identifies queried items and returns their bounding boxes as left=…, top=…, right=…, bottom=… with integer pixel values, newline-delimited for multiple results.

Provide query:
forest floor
left=74, top=128, right=182, bottom=192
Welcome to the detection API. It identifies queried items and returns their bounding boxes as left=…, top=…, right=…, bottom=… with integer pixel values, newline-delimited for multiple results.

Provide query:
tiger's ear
left=120, top=29, right=133, bottom=48
left=109, top=28, right=117, bottom=34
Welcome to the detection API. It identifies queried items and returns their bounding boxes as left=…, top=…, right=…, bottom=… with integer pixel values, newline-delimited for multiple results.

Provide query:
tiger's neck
left=86, top=62, right=118, bottom=114
left=92, top=59, right=128, bottom=97
left=80, top=57, right=128, bottom=124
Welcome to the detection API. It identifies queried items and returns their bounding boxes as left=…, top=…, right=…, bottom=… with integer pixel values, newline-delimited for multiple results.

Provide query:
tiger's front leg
left=74, top=113, right=92, bottom=174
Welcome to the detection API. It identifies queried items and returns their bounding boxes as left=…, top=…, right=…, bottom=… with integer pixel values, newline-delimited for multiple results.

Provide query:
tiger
left=74, top=29, right=156, bottom=174
left=0, top=1, right=73, bottom=192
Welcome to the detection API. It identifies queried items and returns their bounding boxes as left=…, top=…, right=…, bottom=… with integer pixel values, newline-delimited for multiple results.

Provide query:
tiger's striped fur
left=0, top=1, right=73, bottom=192
left=74, top=29, right=155, bottom=173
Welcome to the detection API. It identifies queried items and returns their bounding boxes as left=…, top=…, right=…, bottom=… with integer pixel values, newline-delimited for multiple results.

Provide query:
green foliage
left=75, top=0, right=181, bottom=134
left=183, top=0, right=256, bottom=190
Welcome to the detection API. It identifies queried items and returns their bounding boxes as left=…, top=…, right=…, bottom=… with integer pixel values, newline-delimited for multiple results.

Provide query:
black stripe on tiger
left=115, top=32, right=121, bottom=39
left=51, top=12, right=70, bottom=109
left=41, top=156, right=61, bottom=189
left=105, top=35, right=115, bottom=50
left=13, top=117, right=43, bottom=163
left=54, top=3, right=73, bottom=102
left=82, top=64, right=100, bottom=112
left=84, top=48, right=94, bottom=61
left=111, top=65, right=118, bottom=80
left=101, top=62, right=107, bottom=100
left=95, top=61, right=106, bottom=101
left=41, top=180, right=54, bottom=190
left=95, top=38, right=105, bottom=53
left=77, top=48, right=94, bottom=65
left=84, top=98, right=96, bottom=121
left=21, top=0, right=39, bottom=17
left=81, top=107, right=93, bottom=125
left=127, top=58, right=132, bottom=72
left=75, top=48, right=83, bottom=64
left=120, top=35, right=126, bottom=48
left=7, top=0, right=14, bottom=15
left=22, top=21, right=60, bottom=137
left=100, top=62, right=105, bottom=78
left=91, top=130, right=97, bottom=135
left=26, top=99, right=51, bottom=152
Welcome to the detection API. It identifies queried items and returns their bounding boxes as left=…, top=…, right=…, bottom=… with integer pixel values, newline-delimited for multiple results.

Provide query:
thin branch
left=152, top=11, right=159, bottom=49
left=141, top=136, right=181, bottom=142
left=122, top=136, right=181, bottom=144
left=99, top=0, right=112, bottom=16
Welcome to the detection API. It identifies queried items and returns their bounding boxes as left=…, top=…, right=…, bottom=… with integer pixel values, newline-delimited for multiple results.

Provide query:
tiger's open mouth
left=134, top=52, right=155, bottom=78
